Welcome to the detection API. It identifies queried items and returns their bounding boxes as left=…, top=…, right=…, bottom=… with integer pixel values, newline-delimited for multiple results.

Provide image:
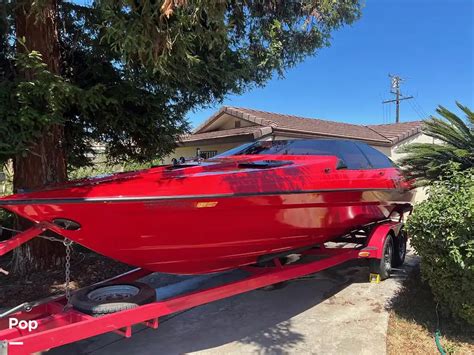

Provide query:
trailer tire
left=71, top=282, right=156, bottom=316
left=369, top=234, right=393, bottom=280
left=392, top=230, right=407, bottom=267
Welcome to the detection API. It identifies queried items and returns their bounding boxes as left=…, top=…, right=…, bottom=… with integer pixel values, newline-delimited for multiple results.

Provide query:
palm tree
left=398, top=102, right=473, bottom=184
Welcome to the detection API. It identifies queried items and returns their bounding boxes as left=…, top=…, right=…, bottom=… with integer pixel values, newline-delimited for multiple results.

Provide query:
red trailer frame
left=0, top=220, right=403, bottom=355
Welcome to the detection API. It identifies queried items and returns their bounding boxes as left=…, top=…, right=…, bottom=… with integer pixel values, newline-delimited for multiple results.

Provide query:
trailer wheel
left=71, top=282, right=156, bottom=316
left=392, top=229, right=407, bottom=267
left=369, top=234, right=393, bottom=280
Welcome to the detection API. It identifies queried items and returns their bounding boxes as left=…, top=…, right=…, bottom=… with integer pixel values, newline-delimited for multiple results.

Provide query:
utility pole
left=382, top=74, right=413, bottom=123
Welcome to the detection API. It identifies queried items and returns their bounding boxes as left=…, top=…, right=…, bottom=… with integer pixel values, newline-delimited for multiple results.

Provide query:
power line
left=408, top=100, right=425, bottom=120
left=380, top=92, right=387, bottom=123
left=382, top=74, right=414, bottom=123
left=413, top=97, right=429, bottom=118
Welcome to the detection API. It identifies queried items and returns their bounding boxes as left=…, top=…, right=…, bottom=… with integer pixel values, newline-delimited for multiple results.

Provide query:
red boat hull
left=0, top=154, right=414, bottom=274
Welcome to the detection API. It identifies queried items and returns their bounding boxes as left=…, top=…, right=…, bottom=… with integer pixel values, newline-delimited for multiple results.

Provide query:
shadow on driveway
left=49, top=259, right=372, bottom=354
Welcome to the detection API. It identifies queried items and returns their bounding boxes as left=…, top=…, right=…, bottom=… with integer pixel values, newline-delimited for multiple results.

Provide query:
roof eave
left=272, top=128, right=392, bottom=146
left=179, top=127, right=273, bottom=146
left=389, top=127, right=423, bottom=145
left=194, top=106, right=274, bottom=134
left=193, top=107, right=228, bottom=133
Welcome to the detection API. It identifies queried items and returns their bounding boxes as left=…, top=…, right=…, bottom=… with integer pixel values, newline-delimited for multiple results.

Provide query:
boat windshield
left=214, top=140, right=359, bottom=157
left=212, top=139, right=396, bottom=169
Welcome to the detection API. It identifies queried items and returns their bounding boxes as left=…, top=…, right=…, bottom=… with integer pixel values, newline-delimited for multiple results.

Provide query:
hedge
left=406, top=167, right=473, bottom=324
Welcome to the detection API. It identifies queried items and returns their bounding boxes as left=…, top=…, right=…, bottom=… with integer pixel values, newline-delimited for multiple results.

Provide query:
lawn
left=387, top=266, right=474, bottom=354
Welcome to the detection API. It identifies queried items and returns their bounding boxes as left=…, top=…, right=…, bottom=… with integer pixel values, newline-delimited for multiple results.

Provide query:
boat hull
left=4, top=188, right=412, bottom=274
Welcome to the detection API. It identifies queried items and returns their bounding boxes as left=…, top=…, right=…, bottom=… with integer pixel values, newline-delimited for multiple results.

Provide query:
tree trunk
left=12, top=0, right=67, bottom=274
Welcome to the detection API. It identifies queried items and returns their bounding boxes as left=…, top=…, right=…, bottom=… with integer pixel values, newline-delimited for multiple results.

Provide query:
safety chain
left=0, top=225, right=63, bottom=243
left=1, top=225, right=74, bottom=308
left=63, top=238, right=73, bottom=310
left=39, top=234, right=66, bottom=243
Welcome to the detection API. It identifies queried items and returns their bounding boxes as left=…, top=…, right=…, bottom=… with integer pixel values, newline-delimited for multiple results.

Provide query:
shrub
left=406, top=167, right=474, bottom=324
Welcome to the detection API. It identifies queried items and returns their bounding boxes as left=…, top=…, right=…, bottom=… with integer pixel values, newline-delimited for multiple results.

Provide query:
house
left=165, top=106, right=429, bottom=163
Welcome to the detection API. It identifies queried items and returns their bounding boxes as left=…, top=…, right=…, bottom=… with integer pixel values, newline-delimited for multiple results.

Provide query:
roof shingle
left=181, top=126, right=272, bottom=142
left=226, top=107, right=389, bottom=143
left=368, top=121, right=423, bottom=144
left=192, top=106, right=423, bottom=146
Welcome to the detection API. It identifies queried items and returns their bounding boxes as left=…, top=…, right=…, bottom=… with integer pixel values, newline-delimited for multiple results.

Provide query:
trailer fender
left=358, top=222, right=403, bottom=260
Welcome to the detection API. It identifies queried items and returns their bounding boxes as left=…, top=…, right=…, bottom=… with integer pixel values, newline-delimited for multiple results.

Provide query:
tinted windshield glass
left=213, top=140, right=372, bottom=169
left=355, top=143, right=396, bottom=168
left=213, top=143, right=254, bottom=158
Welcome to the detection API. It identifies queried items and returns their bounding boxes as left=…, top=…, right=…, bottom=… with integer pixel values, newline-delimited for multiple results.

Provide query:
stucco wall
left=390, top=133, right=433, bottom=203
left=372, top=146, right=391, bottom=156
left=218, top=117, right=255, bottom=130
left=390, top=133, right=434, bottom=161
left=203, top=113, right=256, bottom=131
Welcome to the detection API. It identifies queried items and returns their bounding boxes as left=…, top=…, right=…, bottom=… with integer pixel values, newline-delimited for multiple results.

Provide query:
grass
left=387, top=266, right=474, bottom=354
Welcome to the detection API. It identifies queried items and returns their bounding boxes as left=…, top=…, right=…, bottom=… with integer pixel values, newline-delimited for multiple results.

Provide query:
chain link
left=0, top=225, right=64, bottom=243
left=39, top=234, right=65, bottom=243
left=0, top=225, right=20, bottom=233
left=0, top=225, right=74, bottom=309
left=63, top=238, right=73, bottom=310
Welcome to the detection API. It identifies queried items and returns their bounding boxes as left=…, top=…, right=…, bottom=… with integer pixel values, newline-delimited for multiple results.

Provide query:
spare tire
left=71, top=282, right=156, bottom=315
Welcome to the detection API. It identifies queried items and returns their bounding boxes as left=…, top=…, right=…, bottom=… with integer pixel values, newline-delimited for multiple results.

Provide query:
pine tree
left=0, top=1, right=361, bottom=273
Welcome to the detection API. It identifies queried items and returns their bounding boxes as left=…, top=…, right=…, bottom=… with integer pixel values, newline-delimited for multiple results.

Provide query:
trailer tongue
left=0, top=220, right=407, bottom=355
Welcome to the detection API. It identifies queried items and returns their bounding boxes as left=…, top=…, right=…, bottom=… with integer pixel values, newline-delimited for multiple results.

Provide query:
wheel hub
left=87, top=285, right=140, bottom=302
left=384, top=240, right=393, bottom=272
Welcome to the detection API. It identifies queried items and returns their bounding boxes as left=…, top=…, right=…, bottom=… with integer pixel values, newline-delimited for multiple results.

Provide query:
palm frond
left=399, top=102, right=474, bottom=184
left=436, top=104, right=471, bottom=137
left=456, top=101, right=474, bottom=128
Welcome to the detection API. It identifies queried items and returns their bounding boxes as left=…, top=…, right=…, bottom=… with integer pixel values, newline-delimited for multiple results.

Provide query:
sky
left=187, top=0, right=474, bottom=128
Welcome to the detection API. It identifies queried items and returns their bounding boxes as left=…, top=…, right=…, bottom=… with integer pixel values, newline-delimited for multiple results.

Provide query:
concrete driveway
left=51, top=251, right=418, bottom=355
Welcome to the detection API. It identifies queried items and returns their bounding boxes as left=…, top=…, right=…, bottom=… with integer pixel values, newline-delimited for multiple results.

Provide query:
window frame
left=354, top=142, right=397, bottom=169
left=212, top=139, right=395, bottom=170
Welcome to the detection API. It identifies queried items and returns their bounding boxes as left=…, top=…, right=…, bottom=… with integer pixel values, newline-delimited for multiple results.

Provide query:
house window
left=200, top=150, right=218, bottom=159
left=234, top=121, right=241, bottom=128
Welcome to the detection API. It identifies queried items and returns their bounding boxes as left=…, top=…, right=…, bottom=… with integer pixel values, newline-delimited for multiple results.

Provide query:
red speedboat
left=0, top=140, right=413, bottom=274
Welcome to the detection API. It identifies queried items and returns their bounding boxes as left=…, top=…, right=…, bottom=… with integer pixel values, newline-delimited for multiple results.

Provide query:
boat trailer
left=0, top=219, right=406, bottom=355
